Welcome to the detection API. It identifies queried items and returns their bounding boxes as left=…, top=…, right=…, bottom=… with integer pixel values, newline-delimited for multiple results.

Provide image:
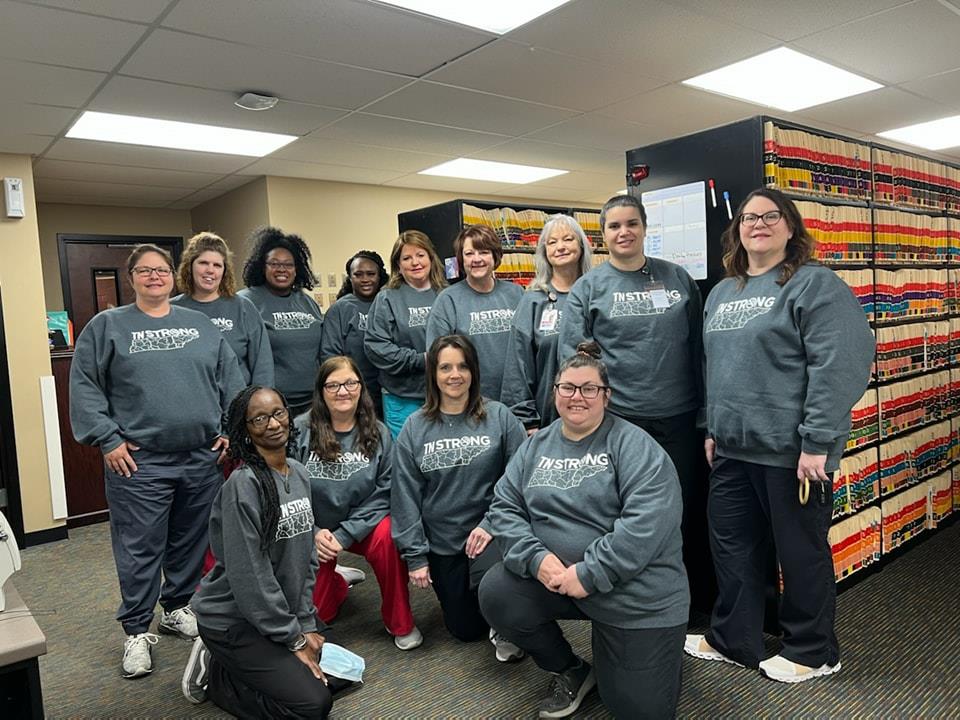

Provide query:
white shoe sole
left=181, top=639, right=209, bottom=703
left=121, top=666, right=152, bottom=679
left=760, top=659, right=842, bottom=683
left=538, top=668, right=597, bottom=718
left=683, top=635, right=744, bottom=668
left=158, top=621, right=197, bottom=641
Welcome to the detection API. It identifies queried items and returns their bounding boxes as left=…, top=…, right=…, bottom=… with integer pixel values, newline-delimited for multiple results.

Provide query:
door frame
left=0, top=287, right=26, bottom=546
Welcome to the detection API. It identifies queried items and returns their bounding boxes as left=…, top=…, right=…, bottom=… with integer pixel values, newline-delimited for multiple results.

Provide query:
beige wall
left=190, top=177, right=270, bottom=274
left=37, top=202, right=194, bottom=311
left=0, top=154, right=60, bottom=534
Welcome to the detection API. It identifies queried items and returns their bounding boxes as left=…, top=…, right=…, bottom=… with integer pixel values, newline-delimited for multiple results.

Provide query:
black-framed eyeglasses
left=130, top=266, right=172, bottom=277
left=554, top=382, right=609, bottom=399
left=740, top=211, right=783, bottom=226
left=246, top=408, right=289, bottom=428
left=265, top=261, right=296, bottom=270
left=323, top=379, right=361, bottom=394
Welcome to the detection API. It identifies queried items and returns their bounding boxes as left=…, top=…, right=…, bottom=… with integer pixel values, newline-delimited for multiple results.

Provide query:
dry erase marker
left=708, top=179, right=717, bottom=207
left=723, top=191, right=733, bottom=220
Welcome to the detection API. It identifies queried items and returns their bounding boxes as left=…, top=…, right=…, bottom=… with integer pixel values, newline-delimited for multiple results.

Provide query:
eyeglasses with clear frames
left=246, top=407, right=289, bottom=428
left=740, top=211, right=783, bottom=226
left=265, top=261, right=296, bottom=270
left=131, top=266, right=172, bottom=277
left=554, top=382, right=609, bottom=399
left=323, top=379, right=361, bottom=394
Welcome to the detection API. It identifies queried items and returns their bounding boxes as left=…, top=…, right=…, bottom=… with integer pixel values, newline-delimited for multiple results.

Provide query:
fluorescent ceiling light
left=376, top=0, right=572, bottom=34
left=877, top=115, right=960, bottom=150
left=419, top=158, right=567, bottom=184
left=66, top=111, right=297, bottom=157
left=682, top=47, right=882, bottom=112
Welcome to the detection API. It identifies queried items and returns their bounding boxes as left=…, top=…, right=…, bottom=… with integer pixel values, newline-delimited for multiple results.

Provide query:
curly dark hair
left=225, top=385, right=300, bottom=550
left=242, top=226, right=318, bottom=291
left=335, top=250, right=389, bottom=300
left=308, top=356, right=381, bottom=461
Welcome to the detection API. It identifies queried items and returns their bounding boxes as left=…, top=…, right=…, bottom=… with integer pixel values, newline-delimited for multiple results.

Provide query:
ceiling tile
left=363, top=82, right=579, bottom=136
left=92, top=76, right=346, bottom=135
left=32, top=158, right=222, bottom=189
left=34, top=177, right=191, bottom=202
left=487, top=185, right=599, bottom=203
left=523, top=169, right=624, bottom=192
left=0, top=58, right=106, bottom=107
left=526, top=113, right=656, bottom=153
left=508, top=0, right=779, bottom=83
left=120, top=30, right=411, bottom=111
left=273, top=137, right=448, bottom=173
left=797, top=87, right=952, bottom=135
left=3, top=102, right=77, bottom=135
left=34, top=0, right=172, bottom=23
left=382, top=174, right=513, bottom=195
left=0, top=133, right=54, bottom=155
left=793, top=0, right=960, bottom=84
left=469, top=139, right=623, bottom=174
left=0, top=2, right=145, bottom=71
left=237, top=158, right=404, bottom=185
left=45, top=138, right=256, bottom=174
left=313, top=114, right=509, bottom=155
left=161, top=0, right=494, bottom=76
left=39, top=194, right=171, bottom=207
left=900, top=68, right=960, bottom=111
left=427, top=39, right=663, bottom=112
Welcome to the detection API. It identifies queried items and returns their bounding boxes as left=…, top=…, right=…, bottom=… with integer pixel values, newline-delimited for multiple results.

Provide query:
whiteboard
left=641, top=180, right=708, bottom=280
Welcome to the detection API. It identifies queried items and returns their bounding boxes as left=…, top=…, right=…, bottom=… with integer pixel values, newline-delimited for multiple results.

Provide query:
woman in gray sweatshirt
left=480, top=343, right=688, bottom=719
left=391, top=335, right=526, bottom=659
left=686, top=188, right=874, bottom=684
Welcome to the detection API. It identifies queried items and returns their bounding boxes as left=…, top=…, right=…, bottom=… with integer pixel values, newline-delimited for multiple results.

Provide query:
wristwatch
left=287, top=633, right=308, bottom=652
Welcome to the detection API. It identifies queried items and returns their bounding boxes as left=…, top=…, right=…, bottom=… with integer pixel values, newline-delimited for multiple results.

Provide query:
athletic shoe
left=335, top=565, right=366, bottom=588
left=158, top=605, right=199, bottom=640
left=759, top=654, right=842, bottom=683
left=683, top=634, right=744, bottom=667
left=181, top=637, right=210, bottom=704
left=538, top=658, right=596, bottom=718
left=489, top=628, right=525, bottom=663
left=393, top=626, right=423, bottom=650
left=121, top=632, right=159, bottom=679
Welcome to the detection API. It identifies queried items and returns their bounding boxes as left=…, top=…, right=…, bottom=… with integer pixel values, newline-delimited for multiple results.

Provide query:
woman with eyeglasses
left=183, top=386, right=333, bottom=718
left=239, top=226, right=324, bottom=416
left=391, top=335, right=526, bottom=658
left=480, top=342, right=688, bottom=719
left=173, top=231, right=274, bottom=386
left=321, top=250, right=389, bottom=416
left=70, top=243, right=244, bottom=680
left=502, top=214, right=593, bottom=433
left=293, top=356, right=421, bottom=650
left=686, top=188, right=874, bottom=683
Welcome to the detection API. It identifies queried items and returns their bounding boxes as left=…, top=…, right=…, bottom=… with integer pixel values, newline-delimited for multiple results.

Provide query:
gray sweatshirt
left=391, top=401, right=526, bottom=569
left=293, top=414, right=393, bottom=547
left=703, top=263, right=875, bottom=472
left=172, top=293, right=274, bottom=386
left=238, top=285, right=324, bottom=408
left=191, top=462, right=319, bottom=645
left=559, top=258, right=703, bottom=420
left=364, top=283, right=437, bottom=399
left=320, top=293, right=379, bottom=398
left=487, top=414, right=689, bottom=629
left=70, top=304, right=244, bottom=453
left=426, top=279, right=524, bottom=401
left=501, top=286, right=568, bottom=429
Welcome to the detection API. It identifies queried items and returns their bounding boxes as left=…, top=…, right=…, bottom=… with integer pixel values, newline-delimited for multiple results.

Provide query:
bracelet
left=287, top=633, right=308, bottom=652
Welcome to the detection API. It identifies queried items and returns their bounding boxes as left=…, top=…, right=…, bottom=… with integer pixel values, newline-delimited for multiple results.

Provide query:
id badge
left=539, top=307, right=559, bottom=332
left=645, top=281, right=670, bottom=309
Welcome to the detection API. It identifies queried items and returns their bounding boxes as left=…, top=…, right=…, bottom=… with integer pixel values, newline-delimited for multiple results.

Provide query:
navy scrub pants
left=104, top=446, right=221, bottom=634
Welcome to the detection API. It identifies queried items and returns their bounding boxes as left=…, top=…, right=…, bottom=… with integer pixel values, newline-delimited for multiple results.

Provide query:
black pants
left=428, top=544, right=499, bottom=642
left=626, top=411, right=715, bottom=612
left=705, top=457, right=838, bottom=668
left=199, top=622, right=332, bottom=720
left=479, top=563, right=684, bottom=720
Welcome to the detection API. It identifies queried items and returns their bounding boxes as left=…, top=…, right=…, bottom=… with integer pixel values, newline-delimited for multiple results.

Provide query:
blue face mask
left=320, top=643, right=365, bottom=683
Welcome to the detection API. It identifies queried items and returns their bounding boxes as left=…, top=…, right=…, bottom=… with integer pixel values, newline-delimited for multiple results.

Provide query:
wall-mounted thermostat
left=3, top=177, right=25, bottom=218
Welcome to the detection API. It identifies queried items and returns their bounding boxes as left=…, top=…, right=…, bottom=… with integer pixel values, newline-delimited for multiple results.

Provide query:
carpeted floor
left=12, top=519, right=960, bottom=718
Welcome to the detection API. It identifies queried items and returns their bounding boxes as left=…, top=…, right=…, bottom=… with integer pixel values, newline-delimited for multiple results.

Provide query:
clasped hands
left=536, top=553, right=587, bottom=598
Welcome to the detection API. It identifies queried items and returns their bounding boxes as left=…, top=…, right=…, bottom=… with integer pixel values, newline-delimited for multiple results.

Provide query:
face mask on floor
left=320, top=642, right=365, bottom=683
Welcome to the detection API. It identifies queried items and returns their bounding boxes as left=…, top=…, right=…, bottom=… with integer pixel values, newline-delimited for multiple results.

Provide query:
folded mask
left=320, top=642, right=365, bottom=683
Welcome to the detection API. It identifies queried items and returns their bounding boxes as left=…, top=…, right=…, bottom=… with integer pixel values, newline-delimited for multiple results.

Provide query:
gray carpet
left=12, top=520, right=960, bottom=718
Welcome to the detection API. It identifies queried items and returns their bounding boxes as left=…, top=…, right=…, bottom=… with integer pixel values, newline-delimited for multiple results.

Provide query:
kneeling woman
left=479, top=344, right=689, bottom=719
left=391, top=335, right=526, bottom=655
left=185, top=387, right=332, bottom=719
left=294, top=356, right=420, bottom=650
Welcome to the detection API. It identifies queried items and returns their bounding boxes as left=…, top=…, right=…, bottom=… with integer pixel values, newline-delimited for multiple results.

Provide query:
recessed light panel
left=877, top=115, right=960, bottom=150
left=66, top=111, right=297, bottom=157
left=682, top=47, right=882, bottom=112
left=419, top=158, right=567, bottom=184
left=376, top=0, right=572, bottom=34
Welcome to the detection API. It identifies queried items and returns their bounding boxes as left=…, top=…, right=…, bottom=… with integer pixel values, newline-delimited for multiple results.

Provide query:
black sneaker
left=538, top=658, right=596, bottom=718
left=181, top=637, right=210, bottom=704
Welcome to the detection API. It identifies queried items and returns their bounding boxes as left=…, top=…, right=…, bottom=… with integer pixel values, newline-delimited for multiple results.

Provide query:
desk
left=0, top=581, right=47, bottom=720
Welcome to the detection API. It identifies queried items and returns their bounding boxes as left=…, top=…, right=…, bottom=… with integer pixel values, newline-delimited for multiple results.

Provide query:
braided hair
left=336, top=250, right=388, bottom=300
left=225, top=385, right=300, bottom=550
left=242, top=226, right=318, bottom=290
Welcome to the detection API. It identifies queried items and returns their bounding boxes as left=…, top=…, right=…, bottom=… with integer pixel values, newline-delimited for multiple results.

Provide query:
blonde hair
left=387, top=230, right=448, bottom=291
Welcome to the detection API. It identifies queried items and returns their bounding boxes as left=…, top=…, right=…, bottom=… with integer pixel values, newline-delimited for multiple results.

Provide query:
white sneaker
left=122, top=632, right=159, bottom=679
left=759, top=654, right=842, bottom=683
left=490, top=628, right=525, bottom=663
left=335, top=565, right=366, bottom=587
left=182, top=637, right=211, bottom=703
left=683, top=634, right=744, bottom=668
left=158, top=605, right=199, bottom=640
left=394, top=626, right=423, bottom=650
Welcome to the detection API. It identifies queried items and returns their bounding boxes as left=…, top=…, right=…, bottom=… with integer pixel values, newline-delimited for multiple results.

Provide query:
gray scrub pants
left=104, top=446, right=221, bottom=634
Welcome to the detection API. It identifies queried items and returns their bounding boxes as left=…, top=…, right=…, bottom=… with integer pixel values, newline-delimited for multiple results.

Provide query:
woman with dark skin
left=239, top=227, right=323, bottom=416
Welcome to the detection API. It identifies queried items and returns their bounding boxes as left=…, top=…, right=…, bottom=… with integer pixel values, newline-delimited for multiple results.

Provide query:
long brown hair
left=423, top=335, right=485, bottom=424
left=308, top=356, right=381, bottom=461
left=386, top=230, right=448, bottom=291
left=177, top=231, right=237, bottom=298
left=720, top=188, right=816, bottom=288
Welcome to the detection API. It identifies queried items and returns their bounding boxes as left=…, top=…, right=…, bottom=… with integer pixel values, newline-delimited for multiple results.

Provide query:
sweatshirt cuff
left=575, top=563, right=598, bottom=594
left=101, top=434, right=126, bottom=454
left=800, top=437, right=833, bottom=455
left=478, top=517, right=493, bottom=536
left=298, top=614, right=318, bottom=635
left=332, top=528, right=356, bottom=549
left=527, top=550, right=549, bottom=579
left=406, top=554, right=429, bottom=571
